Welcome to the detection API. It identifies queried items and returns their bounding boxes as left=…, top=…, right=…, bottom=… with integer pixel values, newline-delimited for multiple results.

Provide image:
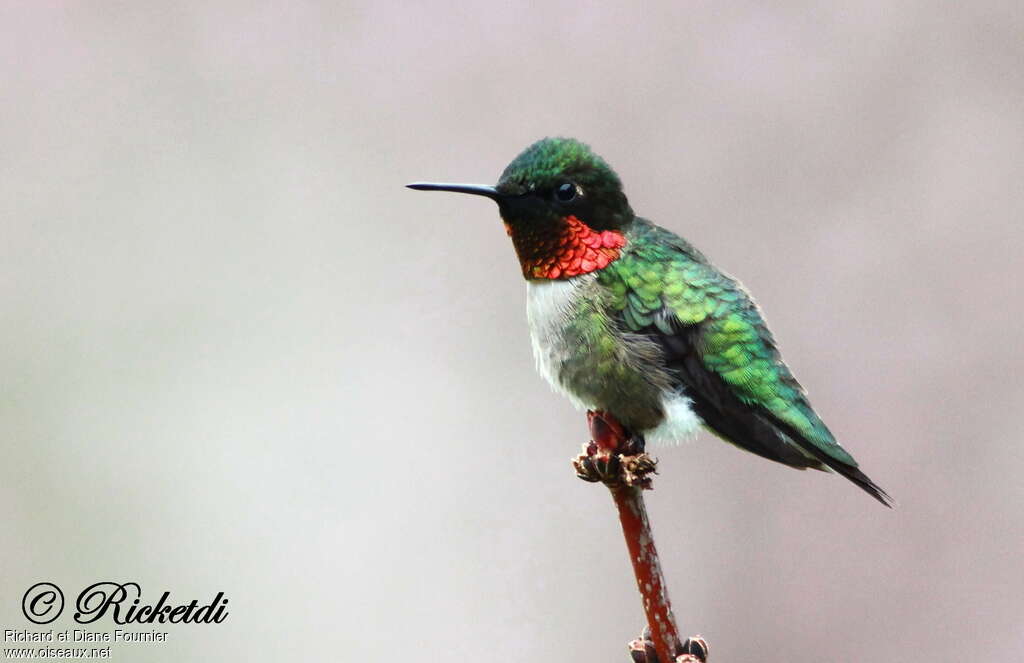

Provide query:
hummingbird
left=409, top=137, right=891, bottom=506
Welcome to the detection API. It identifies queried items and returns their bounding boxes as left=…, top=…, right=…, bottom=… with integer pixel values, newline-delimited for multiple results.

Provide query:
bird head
left=409, top=138, right=634, bottom=280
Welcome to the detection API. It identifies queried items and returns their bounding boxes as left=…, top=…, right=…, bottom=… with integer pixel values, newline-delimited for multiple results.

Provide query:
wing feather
left=599, top=219, right=892, bottom=506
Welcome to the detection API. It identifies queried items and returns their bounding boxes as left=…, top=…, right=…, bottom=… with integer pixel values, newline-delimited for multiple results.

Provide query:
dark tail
left=787, top=433, right=893, bottom=507
left=823, top=460, right=893, bottom=508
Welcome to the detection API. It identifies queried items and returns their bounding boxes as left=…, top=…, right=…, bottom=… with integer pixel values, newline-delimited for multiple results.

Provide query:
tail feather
left=783, top=429, right=893, bottom=507
left=752, top=404, right=893, bottom=507
left=822, top=458, right=893, bottom=508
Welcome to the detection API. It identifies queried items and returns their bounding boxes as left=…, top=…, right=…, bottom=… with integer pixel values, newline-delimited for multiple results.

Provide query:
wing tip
left=859, top=474, right=895, bottom=508
left=831, top=463, right=894, bottom=508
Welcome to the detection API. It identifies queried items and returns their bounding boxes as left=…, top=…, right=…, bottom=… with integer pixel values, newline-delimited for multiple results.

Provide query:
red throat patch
left=508, top=215, right=627, bottom=280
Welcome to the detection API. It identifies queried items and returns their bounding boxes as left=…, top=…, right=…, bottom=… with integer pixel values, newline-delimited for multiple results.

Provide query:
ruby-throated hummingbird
left=409, top=138, right=891, bottom=506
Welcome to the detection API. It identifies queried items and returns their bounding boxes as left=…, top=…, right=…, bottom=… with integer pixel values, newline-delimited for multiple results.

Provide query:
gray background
left=3, top=2, right=1022, bottom=661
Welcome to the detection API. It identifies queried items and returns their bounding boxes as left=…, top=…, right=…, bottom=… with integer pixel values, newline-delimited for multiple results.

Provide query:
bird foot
left=573, top=411, right=657, bottom=489
left=628, top=628, right=709, bottom=663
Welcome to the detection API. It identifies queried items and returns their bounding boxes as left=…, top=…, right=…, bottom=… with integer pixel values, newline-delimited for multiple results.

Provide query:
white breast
left=525, top=277, right=595, bottom=411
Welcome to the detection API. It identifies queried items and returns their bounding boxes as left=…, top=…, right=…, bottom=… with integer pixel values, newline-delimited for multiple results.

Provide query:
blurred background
left=2, top=2, right=1022, bottom=661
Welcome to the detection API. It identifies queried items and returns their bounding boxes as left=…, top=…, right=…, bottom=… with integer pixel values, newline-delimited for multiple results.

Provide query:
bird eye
left=555, top=182, right=578, bottom=202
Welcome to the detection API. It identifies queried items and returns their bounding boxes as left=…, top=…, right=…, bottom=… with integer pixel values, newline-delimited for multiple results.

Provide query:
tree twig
left=573, top=410, right=709, bottom=663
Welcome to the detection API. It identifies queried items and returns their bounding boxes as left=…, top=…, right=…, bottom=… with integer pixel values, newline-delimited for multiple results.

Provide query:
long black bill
left=406, top=182, right=501, bottom=200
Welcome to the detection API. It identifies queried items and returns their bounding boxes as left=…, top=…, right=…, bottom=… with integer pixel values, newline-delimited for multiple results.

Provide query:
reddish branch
left=574, top=411, right=709, bottom=663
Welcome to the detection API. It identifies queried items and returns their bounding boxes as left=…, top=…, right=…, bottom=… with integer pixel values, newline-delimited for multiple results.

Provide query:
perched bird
left=409, top=138, right=891, bottom=506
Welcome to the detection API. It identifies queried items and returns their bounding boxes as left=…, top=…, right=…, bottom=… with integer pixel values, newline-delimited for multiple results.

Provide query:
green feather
left=598, top=219, right=857, bottom=467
